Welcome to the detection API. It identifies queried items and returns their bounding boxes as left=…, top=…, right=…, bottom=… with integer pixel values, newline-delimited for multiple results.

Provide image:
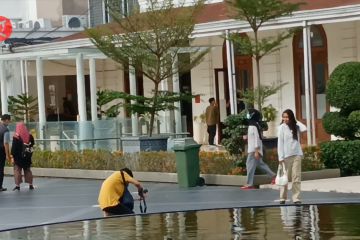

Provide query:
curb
left=4, top=167, right=340, bottom=186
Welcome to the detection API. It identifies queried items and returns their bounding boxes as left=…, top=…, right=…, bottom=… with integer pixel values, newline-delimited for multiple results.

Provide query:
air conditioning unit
left=33, top=18, right=52, bottom=29
left=18, top=20, right=33, bottom=29
left=62, top=15, right=88, bottom=29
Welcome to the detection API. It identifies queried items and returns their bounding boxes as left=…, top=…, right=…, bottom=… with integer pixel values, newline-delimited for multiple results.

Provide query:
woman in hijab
left=241, top=108, right=276, bottom=189
left=11, top=122, right=35, bottom=191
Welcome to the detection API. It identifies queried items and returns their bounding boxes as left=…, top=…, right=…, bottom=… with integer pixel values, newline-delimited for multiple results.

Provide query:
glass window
left=298, top=26, right=324, bottom=48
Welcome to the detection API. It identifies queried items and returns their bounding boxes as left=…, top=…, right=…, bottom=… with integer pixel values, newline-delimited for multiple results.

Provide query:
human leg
left=13, top=164, right=23, bottom=186
left=279, top=157, right=294, bottom=202
left=103, top=204, right=134, bottom=216
left=244, top=153, right=257, bottom=187
left=0, top=153, right=6, bottom=191
left=291, top=156, right=302, bottom=202
left=23, top=167, right=34, bottom=189
left=257, top=158, right=276, bottom=177
left=207, top=125, right=217, bottom=145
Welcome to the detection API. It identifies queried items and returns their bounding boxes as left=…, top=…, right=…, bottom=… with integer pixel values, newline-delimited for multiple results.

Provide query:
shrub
left=320, top=140, right=360, bottom=176
left=322, top=112, right=354, bottom=139
left=199, top=151, right=236, bottom=175
left=323, top=62, right=360, bottom=140
left=326, top=62, right=360, bottom=112
left=221, top=112, right=248, bottom=155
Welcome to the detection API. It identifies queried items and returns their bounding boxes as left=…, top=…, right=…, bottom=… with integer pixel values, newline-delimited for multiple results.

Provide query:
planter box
left=121, top=135, right=168, bottom=153
left=4, top=167, right=340, bottom=186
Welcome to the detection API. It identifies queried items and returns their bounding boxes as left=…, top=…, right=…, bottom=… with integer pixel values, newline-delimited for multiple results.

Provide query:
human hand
left=254, top=152, right=261, bottom=160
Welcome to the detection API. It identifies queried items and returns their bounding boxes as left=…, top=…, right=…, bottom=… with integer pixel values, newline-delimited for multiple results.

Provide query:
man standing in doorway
left=205, top=98, right=219, bottom=145
left=0, top=114, right=11, bottom=191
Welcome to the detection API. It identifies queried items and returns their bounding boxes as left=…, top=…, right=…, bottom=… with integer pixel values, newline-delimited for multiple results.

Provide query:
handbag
left=119, top=171, right=134, bottom=211
left=275, top=162, right=288, bottom=186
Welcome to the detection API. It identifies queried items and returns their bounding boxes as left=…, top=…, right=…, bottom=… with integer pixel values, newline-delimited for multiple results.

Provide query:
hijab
left=15, top=122, right=30, bottom=144
left=248, top=108, right=262, bottom=140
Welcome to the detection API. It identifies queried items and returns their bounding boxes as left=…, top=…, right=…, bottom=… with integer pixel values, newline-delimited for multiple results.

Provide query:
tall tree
left=86, top=0, right=208, bottom=136
left=8, top=94, right=38, bottom=122
left=227, top=0, right=303, bottom=110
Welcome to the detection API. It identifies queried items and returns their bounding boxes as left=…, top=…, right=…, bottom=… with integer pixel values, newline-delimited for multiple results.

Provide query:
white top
left=247, top=125, right=263, bottom=156
left=277, top=121, right=307, bottom=161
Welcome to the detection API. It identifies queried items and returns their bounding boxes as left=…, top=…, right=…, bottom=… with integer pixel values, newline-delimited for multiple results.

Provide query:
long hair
left=248, top=108, right=262, bottom=140
left=282, top=109, right=298, bottom=140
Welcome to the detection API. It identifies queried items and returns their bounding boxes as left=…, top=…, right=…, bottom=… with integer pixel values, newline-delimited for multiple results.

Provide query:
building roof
left=55, top=0, right=360, bottom=43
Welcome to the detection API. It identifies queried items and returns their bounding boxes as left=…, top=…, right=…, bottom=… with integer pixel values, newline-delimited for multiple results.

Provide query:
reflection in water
left=1, top=205, right=360, bottom=239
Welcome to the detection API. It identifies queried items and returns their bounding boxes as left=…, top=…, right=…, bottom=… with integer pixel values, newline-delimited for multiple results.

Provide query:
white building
left=1, top=0, right=360, bottom=146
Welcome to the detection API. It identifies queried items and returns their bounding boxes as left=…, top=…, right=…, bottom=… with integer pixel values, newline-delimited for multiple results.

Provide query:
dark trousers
left=207, top=125, right=217, bottom=145
left=0, top=151, right=5, bottom=188
left=103, top=203, right=134, bottom=216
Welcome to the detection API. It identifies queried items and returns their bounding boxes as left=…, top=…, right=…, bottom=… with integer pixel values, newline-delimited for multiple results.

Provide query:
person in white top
left=241, top=109, right=276, bottom=190
left=277, top=109, right=307, bottom=204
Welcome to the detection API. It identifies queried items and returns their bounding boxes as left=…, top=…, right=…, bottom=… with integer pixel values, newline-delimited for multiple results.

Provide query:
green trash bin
left=173, top=138, right=202, bottom=187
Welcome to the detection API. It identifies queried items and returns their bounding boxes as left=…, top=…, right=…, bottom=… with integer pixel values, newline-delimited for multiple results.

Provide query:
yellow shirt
left=98, top=171, right=133, bottom=210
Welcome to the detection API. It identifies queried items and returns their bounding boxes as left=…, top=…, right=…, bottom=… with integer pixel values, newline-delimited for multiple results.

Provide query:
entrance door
left=293, top=25, right=330, bottom=143
left=214, top=69, right=229, bottom=144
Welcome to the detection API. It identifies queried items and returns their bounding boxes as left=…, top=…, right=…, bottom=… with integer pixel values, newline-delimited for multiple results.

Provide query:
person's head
left=281, top=109, right=298, bottom=140
left=1, top=114, right=11, bottom=125
left=15, top=122, right=30, bottom=142
left=247, top=108, right=261, bottom=123
left=120, top=167, right=133, bottom=178
left=209, top=98, right=215, bottom=105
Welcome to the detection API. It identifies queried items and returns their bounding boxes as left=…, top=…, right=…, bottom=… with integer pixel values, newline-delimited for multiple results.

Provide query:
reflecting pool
left=1, top=204, right=359, bottom=239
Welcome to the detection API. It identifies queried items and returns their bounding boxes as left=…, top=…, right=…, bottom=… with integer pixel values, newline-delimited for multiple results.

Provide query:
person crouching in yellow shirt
left=98, top=168, right=144, bottom=216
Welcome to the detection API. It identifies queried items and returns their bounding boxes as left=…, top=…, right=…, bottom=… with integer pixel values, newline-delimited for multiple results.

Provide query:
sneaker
left=294, top=201, right=302, bottom=204
left=240, top=186, right=256, bottom=190
left=0, top=187, right=7, bottom=192
left=13, top=186, right=20, bottom=191
left=271, top=176, right=276, bottom=185
left=29, top=185, right=34, bottom=190
left=280, top=200, right=286, bottom=204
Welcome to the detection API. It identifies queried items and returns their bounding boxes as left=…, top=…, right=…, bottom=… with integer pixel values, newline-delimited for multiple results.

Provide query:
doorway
left=293, top=25, right=330, bottom=143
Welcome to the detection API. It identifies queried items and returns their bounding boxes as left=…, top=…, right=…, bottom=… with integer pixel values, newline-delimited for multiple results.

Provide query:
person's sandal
left=280, top=200, right=286, bottom=204
left=29, top=185, right=34, bottom=190
left=13, top=186, right=20, bottom=191
left=294, top=201, right=302, bottom=204
left=0, top=187, right=7, bottom=192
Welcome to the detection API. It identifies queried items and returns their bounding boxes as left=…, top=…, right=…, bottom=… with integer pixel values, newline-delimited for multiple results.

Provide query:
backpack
left=119, top=171, right=134, bottom=211
left=22, top=142, right=33, bottom=160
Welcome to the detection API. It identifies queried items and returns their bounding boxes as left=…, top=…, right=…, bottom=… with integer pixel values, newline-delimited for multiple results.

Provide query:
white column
left=20, top=60, right=25, bottom=94
left=172, top=54, right=182, bottom=134
left=129, top=63, right=138, bottom=136
left=36, top=58, right=46, bottom=124
left=76, top=53, right=87, bottom=122
left=89, top=58, right=98, bottom=121
left=303, top=22, right=312, bottom=145
left=230, top=41, right=238, bottom=114
left=0, top=61, right=8, bottom=114
left=160, top=75, right=171, bottom=133
left=226, top=30, right=236, bottom=114
left=25, top=60, right=29, bottom=96
left=306, top=27, right=316, bottom=145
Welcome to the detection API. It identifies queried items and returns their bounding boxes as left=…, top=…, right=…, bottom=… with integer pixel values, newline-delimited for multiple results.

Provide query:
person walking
left=205, top=97, right=219, bottom=145
left=0, top=114, right=11, bottom=192
left=98, top=168, right=145, bottom=216
left=241, top=109, right=276, bottom=190
left=277, top=109, right=307, bottom=204
left=11, top=122, right=35, bottom=191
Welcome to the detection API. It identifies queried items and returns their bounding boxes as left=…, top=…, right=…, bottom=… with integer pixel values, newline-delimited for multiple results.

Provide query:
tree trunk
left=254, top=31, right=262, bottom=111
left=148, top=82, right=159, bottom=137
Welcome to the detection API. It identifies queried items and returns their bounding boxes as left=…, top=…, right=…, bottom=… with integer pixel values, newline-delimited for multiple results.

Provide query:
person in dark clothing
left=11, top=122, right=35, bottom=191
left=0, top=114, right=11, bottom=192
left=205, top=98, right=219, bottom=145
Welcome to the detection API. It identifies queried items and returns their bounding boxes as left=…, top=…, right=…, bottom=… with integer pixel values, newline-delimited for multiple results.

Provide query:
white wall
left=0, top=0, right=37, bottom=20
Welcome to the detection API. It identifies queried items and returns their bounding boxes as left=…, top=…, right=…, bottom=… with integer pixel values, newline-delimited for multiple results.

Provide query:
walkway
left=0, top=176, right=360, bottom=231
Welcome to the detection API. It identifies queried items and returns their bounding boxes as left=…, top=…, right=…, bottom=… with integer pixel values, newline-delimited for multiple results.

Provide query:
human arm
left=249, top=126, right=261, bottom=160
left=277, top=125, right=285, bottom=162
left=296, top=120, right=307, bottom=133
left=4, top=131, right=11, bottom=163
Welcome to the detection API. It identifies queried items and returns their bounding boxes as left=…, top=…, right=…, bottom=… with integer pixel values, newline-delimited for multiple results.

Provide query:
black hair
left=282, top=109, right=298, bottom=140
left=1, top=114, right=11, bottom=121
left=248, top=108, right=262, bottom=140
left=209, top=98, right=215, bottom=104
left=120, top=167, right=133, bottom=177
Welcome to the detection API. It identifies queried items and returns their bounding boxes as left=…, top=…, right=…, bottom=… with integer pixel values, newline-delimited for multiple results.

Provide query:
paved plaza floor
left=0, top=176, right=360, bottom=231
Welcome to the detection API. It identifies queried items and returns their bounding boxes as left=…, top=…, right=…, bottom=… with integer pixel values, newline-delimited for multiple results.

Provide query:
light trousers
left=246, top=152, right=275, bottom=186
left=280, top=155, right=302, bottom=202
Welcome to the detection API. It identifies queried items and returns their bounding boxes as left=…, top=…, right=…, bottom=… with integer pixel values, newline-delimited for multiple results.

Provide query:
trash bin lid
left=173, top=137, right=201, bottom=150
